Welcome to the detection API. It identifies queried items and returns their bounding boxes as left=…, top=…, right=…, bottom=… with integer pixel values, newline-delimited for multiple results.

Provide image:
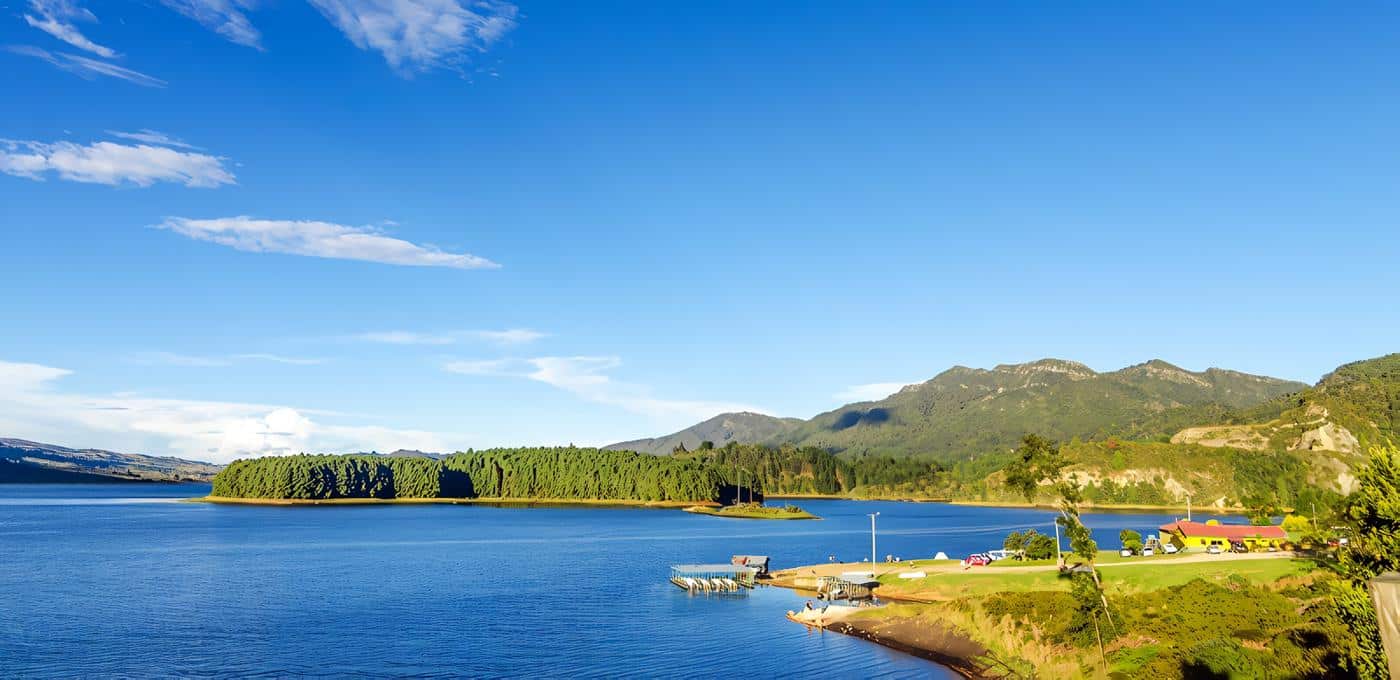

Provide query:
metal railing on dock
left=670, top=564, right=758, bottom=594
left=815, top=575, right=877, bottom=601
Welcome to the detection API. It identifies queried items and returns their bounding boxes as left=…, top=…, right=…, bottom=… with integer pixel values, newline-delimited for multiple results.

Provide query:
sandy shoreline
left=785, top=604, right=987, bottom=678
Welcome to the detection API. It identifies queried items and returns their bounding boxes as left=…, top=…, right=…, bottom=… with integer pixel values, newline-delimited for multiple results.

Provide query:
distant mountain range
left=0, top=438, right=222, bottom=483
left=607, top=358, right=1309, bottom=458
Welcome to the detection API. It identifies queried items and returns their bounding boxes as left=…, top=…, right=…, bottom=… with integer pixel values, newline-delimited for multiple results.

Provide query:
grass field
left=875, top=556, right=1310, bottom=600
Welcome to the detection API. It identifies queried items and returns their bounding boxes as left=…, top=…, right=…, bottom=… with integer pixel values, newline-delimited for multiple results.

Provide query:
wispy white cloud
left=129, top=351, right=325, bottom=367
left=306, top=0, right=518, bottom=73
left=354, top=328, right=543, bottom=345
left=233, top=353, right=327, bottom=366
left=157, top=0, right=263, bottom=49
left=105, top=129, right=199, bottom=150
left=833, top=381, right=912, bottom=403
left=22, top=0, right=116, bottom=58
left=0, top=137, right=232, bottom=187
left=444, top=355, right=759, bottom=422
left=0, top=360, right=73, bottom=391
left=6, top=45, right=166, bottom=87
left=157, top=216, right=499, bottom=269
left=130, top=351, right=233, bottom=368
left=0, top=358, right=444, bottom=464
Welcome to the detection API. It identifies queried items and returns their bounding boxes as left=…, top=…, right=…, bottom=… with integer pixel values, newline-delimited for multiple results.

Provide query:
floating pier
left=670, top=564, right=758, bottom=594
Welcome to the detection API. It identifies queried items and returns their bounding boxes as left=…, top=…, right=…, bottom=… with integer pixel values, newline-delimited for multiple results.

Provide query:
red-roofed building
left=1159, top=520, right=1287, bottom=551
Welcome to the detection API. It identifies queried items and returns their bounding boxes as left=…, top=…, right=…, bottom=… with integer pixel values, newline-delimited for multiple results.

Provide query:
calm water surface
left=0, top=485, right=1228, bottom=678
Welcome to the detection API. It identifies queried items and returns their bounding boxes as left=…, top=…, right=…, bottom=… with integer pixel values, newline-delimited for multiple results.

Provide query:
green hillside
left=609, top=359, right=1305, bottom=461
left=606, top=412, right=802, bottom=456
left=779, top=359, right=1301, bottom=461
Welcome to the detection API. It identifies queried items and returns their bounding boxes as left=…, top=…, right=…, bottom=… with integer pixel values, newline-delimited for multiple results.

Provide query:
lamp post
left=868, top=512, right=880, bottom=570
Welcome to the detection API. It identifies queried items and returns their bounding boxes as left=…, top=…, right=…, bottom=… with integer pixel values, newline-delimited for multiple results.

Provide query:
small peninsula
left=683, top=502, right=818, bottom=520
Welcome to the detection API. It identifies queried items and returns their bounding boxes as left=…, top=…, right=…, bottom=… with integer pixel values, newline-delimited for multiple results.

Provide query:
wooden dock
left=670, top=564, right=758, bottom=594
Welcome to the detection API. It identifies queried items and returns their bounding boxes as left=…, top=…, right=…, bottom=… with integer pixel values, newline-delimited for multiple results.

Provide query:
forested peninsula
left=207, top=447, right=756, bottom=505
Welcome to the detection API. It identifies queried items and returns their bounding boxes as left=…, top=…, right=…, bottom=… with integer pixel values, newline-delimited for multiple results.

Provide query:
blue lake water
left=0, top=485, right=1232, bottom=678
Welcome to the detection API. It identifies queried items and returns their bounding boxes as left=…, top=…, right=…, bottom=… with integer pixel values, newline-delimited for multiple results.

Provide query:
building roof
left=1159, top=520, right=1287, bottom=540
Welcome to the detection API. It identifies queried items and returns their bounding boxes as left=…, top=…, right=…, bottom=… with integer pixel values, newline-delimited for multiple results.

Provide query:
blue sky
left=2, top=1, right=1398, bottom=462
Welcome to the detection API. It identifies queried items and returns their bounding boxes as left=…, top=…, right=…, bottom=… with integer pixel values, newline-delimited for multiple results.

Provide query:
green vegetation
left=211, top=447, right=751, bottom=504
left=1323, top=443, right=1400, bottom=679
left=684, top=502, right=817, bottom=520
left=671, top=441, right=946, bottom=498
left=620, top=358, right=1303, bottom=460
left=1001, top=528, right=1056, bottom=561
left=1242, top=353, right=1400, bottom=452
left=1119, top=529, right=1143, bottom=555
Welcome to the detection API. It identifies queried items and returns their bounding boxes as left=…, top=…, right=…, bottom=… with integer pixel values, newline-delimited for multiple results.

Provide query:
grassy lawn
left=987, top=550, right=1193, bottom=567
left=683, top=503, right=818, bottom=520
left=876, top=557, right=1311, bottom=600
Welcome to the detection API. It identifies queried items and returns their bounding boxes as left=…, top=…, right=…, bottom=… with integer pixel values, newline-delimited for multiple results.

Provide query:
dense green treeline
left=442, top=448, right=728, bottom=502
left=210, top=448, right=744, bottom=503
left=672, top=441, right=946, bottom=497
left=212, top=455, right=445, bottom=499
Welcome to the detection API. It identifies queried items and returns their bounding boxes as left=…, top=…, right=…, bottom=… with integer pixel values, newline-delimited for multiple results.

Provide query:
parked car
left=1229, top=540, right=1249, bottom=554
left=965, top=554, right=991, bottom=566
left=1163, top=543, right=1180, bottom=554
left=1119, top=548, right=1133, bottom=557
left=1206, top=544, right=1222, bottom=555
left=1142, top=546, right=1154, bottom=556
left=986, top=550, right=1013, bottom=561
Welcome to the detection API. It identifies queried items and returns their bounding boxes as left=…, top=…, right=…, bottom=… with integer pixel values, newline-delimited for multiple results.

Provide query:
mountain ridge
left=607, top=358, right=1307, bottom=457
left=0, top=438, right=222, bottom=483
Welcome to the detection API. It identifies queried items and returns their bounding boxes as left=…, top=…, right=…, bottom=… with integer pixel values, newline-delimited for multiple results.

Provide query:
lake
left=0, top=485, right=1228, bottom=678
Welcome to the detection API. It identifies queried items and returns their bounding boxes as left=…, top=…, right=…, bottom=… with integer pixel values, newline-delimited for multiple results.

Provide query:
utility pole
left=1186, top=494, right=1192, bottom=522
left=868, top=512, right=880, bottom=570
left=1311, top=501, right=1317, bottom=530
left=1054, top=520, right=1062, bottom=565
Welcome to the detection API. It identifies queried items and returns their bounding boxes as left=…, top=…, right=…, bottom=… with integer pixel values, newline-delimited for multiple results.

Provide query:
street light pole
left=1054, top=520, right=1062, bottom=565
left=868, top=512, right=880, bottom=570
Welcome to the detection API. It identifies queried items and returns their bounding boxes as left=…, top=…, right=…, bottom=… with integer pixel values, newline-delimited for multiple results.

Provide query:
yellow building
left=1158, top=519, right=1287, bottom=551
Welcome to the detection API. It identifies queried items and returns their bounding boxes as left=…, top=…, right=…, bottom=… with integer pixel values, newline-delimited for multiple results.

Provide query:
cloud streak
left=129, top=352, right=326, bottom=367
left=444, top=355, right=759, bottom=422
left=354, top=329, right=543, bottom=345
left=157, top=216, right=499, bottom=269
left=157, top=0, right=263, bottom=49
left=105, top=129, right=199, bottom=150
left=23, top=0, right=117, bottom=58
left=7, top=45, right=166, bottom=87
left=307, top=0, right=518, bottom=73
left=0, top=359, right=442, bottom=464
left=0, top=137, right=232, bottom=187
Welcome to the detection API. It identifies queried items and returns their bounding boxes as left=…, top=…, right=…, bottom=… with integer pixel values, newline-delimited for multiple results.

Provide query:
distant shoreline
left=192, top=496, right=717, bottom=509
left=766, top=494, right=1247, bottom=514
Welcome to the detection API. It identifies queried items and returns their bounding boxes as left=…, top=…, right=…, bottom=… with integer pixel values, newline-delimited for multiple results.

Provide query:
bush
left=1120, top=529, right=1143, bottom=555
left=1281, top=514, right=1312, bottom=533
left=1025, top=531, right=1057, bottom=560
left=1001, top=528, right=1057, bottom=560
